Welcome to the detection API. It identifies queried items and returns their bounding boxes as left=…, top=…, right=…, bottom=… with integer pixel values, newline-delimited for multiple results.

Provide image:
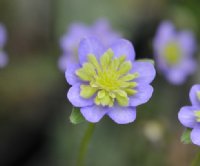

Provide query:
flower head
left=0, top=23, right=8, bottom=68
left=153, top=21, right=196, bottom=85
left=66, top=37, right=156, bottom=124
left=178, top=84, right=200, bottom=146
left=58, top=19, right=120, bottom=71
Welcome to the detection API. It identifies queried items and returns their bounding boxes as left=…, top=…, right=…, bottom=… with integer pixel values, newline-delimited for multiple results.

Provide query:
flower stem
left=191, top=151, right=200, bottom=166
left=77, top=123, right=95, bottom=166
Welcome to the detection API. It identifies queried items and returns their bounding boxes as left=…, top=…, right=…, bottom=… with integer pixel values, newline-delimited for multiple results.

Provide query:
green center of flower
left=194, top=110, right=200, bottom=122
left=163, top=42, right=181, bottom=65
left=76, top=49, right=139, bottom=107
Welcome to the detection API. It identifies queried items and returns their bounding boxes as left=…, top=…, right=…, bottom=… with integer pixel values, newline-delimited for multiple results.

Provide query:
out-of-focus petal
left=0, top=24, right=7, bottom=48
left=0, top=51, right=8, bottom=68
left=178, top=31, right=196, bottom=56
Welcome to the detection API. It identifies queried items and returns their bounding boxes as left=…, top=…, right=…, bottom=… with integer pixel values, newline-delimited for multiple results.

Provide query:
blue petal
left=60, top=23, right=89, bottom=52
left=189, top=84, right=200, bottom=107
left=178, top=31, right=196, bottom=56
left=107, top=106, right=136, bottom=124
left=109, top=39, right=135, bottom=61
left=67, top=83, right=94, bottom=107
left=0, top=23, right=7, bottom=48
left=0, top=51, right=8, bottom=68
left=65, top=63, right=81, bottom=85
left=178, top=106, right=197, bottom=128
left=129, top=84, right=153, bottom=107
left=191, top=124, right=200, bottom=146
left=80, top=105, right=108, bottom=123
left=153, top=21, right=175, bottom=52
left=131, top=61, right=156, bottom=84
left=78, top=37, right=104, bottom=64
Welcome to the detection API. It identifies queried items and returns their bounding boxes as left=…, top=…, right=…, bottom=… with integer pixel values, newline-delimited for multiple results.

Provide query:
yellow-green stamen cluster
left=163, top=42, right=181, bottom=65
left=76, top=49, right=139, bottom=107
left=194, top=111, right=200, bottom=122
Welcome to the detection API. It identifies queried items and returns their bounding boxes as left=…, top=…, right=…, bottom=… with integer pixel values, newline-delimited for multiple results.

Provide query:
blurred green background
left=0, top=0, right=200, bottom=166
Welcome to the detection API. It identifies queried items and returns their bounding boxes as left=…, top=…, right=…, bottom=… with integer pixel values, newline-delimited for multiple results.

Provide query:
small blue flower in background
left=178, top=84, right=200, bottom=146
left=66, top=37, right=156, bottom=124
left=153, top=21, right=196, bottom=85
left=58, top=19, right=121, bottom=71
left=0, top=23, right=8, bottom=68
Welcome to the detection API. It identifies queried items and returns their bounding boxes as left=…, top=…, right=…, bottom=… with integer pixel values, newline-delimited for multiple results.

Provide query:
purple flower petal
left=58, top=53, right=79, bottom=72
left=78, top=37, right=104, bottom=64
left=131, top=61, right=156, bottom=84
left=189, top=84, right=200, bottom=107
left=153, top=21, right=175, bottom=52
left=92, top=19, right=121, bottom=46
left=60, top=23, right=89, bottom=52
left=65, top=63, right=81, bottom=85
left=0, top=51, right=8, bottom=68
left=191, top=124, right=200, bottom=146
left=109, top=39, right=135, bottom=61
left=80, top=105, right=108, bottom=123
left=107, top=106, right=136, bottom=124
left=165, top=68, right=187, bottom=85
left=67, top=83, right=94, bottom=107
left=0, top=23, right=7, bottom=48
left=178, top=106, right=197, bottom=128
left=129, top=84, right=153, bottom=107
left=178, top=31, right=196, bottom=56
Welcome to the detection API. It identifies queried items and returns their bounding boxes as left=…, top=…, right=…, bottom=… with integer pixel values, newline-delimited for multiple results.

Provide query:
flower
left=58, top=19, right=120, bottom=71
left=0, top=23, right=8, bottom=68
left=153, top=21, right=196, bottom=85
left=178, top=84, right=200, bottom=146
left=66, top=37, right=156, bottom=124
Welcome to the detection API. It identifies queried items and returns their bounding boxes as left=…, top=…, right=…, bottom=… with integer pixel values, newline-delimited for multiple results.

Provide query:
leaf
left=136, top=59, right=155, bottom=65
left=181, top=128, right=192, bottom=144
left=69, top=107, right=85, bottom=124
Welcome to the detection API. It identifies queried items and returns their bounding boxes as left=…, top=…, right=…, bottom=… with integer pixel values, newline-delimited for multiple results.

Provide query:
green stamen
left=76, top=49, right=139, bottom=107
left=163, top=41, right=181, bottom=65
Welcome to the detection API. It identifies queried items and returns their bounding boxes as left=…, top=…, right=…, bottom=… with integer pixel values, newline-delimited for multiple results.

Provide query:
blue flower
left=153, top=21, right=196, bottom=84
left=66, top=37, right=156, bottom=124
left=0, top=23, right=8, bottom=68
left=178, top=84, right=200, bottom=146
left=58, top=19, right=121, bottom=71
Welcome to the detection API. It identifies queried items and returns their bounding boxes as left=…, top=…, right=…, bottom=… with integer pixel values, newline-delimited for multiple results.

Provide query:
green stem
left=191, top=151, right=200, bottom=166
left=77, top=123, right=95, bottom=166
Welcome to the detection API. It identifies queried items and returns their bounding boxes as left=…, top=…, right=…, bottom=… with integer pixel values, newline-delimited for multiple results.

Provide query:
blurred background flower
left=0, top=0, right=200, bottom=166
left=58, top=19, right=120, bottom=71
left=0, top=23, right=8, bottom=68
left=153, top=21, right=197, bottom=85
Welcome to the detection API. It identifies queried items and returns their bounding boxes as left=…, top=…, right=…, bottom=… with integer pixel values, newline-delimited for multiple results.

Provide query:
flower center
left=76, top=49, right=139, bottom=107
left=194, top=110, right=200, bottom=122
left=163, top=41, right=181, bottom=65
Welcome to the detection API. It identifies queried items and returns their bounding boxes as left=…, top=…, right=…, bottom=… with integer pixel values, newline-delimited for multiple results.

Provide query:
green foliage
left=181, top=128, right=192, bottom=144
left=69, top=107, right=85, bottom=124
